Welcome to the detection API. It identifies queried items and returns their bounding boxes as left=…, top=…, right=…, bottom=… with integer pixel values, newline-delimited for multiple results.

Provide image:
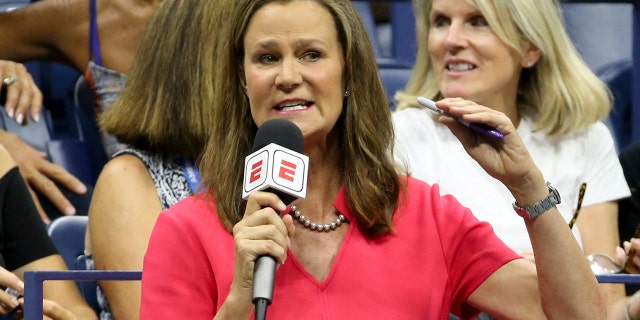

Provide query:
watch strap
left=512, top=182, right=562, bottom=219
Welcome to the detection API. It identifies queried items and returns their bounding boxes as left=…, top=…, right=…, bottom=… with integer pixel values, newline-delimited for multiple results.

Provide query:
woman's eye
left=301, top=51, right=321, bottom=61
left=432, top=15, right=449, bottom=27
left=469, top=15, right=488, bottom=27
left=258, top=54, right=277, bottom=64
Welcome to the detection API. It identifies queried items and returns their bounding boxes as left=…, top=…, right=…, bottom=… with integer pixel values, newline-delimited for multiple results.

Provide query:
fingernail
left=6, top=108, right=13, bottom=118
left=32, top=113, right=39, bottom=123
left=64, top=206, right=76, bottom=215
left=15, top=113, right=24, bottom=125
left=17, top=281, right=23, bottom=291
left=277, top=201, right=286, bottom=211
left=76, top=184, right=87, bottom=193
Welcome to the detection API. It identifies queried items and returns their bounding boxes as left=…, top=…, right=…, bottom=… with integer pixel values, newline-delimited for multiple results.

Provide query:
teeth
left=447, top=63, right=475, bottom=71
left=281, top=104, right=307, bottom=111
left=278, top=100, right=309, bottom=111
left=280, top=100, right=305, bottom=107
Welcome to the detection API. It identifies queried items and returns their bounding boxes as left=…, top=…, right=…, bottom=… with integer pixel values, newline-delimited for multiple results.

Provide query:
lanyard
left=179, top=158, right=201, bottom=193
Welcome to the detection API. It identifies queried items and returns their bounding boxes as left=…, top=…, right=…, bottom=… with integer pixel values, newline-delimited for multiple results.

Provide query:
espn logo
left=242, top=143, right=308, bottom=200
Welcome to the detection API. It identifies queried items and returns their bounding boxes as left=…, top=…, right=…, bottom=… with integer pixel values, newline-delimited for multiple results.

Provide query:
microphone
left=242, top=119, right=308, bottom=203
left=242, top=118, right=308, bottom=320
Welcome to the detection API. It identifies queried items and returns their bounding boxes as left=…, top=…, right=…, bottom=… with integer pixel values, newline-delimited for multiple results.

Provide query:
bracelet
left=626, top=290, right=640, bottom=320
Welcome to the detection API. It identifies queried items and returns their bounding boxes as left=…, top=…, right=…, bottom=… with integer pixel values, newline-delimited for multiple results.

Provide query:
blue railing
left=23, top=270, right=142, bottom=320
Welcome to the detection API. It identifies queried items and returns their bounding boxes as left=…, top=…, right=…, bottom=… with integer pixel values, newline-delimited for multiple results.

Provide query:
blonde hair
left=199, top=0, right=402, bottom=237
left=99, top=0, right=225, bottom=156
left=396, top=0, right=611, bottom=135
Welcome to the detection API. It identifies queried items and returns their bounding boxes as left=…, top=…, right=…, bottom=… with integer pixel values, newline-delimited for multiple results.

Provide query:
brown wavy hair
left=199, top=0, right=403, bottom=238
left=99, top=0, right=228, bottom=157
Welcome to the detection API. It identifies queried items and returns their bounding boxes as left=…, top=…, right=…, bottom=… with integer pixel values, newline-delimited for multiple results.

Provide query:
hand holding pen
left=415, top=97, right=544, bottom=194
left=417, top=97, right=504, bottom=140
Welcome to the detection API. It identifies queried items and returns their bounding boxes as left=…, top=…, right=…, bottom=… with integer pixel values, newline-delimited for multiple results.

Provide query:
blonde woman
left=393, top=0, right=631, bottom=319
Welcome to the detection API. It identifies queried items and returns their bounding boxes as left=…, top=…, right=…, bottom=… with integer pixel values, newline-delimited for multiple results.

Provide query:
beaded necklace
left=290, top=205, right=346, bottom=232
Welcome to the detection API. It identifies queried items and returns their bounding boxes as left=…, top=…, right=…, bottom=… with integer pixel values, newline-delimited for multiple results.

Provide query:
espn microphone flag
left=242, top=119, right=309, bottom=203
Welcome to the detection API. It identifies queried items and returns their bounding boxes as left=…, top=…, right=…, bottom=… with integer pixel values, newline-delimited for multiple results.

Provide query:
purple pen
left=417, top=97, right=504, bottom=140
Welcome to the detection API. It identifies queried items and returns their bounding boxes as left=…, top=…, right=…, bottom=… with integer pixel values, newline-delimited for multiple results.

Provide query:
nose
left=275, top=57, right=303, bottom=91
left=444, top=23, right=467, bottom=51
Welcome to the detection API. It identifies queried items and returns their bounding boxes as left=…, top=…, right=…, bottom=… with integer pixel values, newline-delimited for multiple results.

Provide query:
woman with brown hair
left=85, top=0, right=224, bottom=318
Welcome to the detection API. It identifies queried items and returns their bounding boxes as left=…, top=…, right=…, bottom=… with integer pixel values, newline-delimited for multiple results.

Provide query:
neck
left=295, top=141, right=342, bottom=221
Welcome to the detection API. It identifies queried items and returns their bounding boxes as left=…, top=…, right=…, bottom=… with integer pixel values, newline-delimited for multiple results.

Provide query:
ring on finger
left=2, top=75, right=18, bottom=87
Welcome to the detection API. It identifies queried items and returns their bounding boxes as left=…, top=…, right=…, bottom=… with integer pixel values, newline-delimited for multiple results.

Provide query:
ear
left=521, top=42, right=542, bottom=68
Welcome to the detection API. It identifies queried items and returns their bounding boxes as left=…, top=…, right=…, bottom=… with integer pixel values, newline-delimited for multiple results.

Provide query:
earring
left=344, top=91, right=349, bottom=97
left=527, top=61, right=536, bottom=68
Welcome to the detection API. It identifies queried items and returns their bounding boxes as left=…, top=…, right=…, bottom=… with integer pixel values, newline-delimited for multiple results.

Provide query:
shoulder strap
left=88, top=0, right=102, bottom=66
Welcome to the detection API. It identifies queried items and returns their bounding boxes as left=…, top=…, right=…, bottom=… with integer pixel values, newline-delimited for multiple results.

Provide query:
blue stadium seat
left=46, top=138, right=100, bottom=187
left=597, top=59, right=633, bottom=152
left=353, top=1, right=413, bottom=68
left=378, top=66, right=413, bottom=110
left=0, top=107, right=52, bottom=152
left=32, top=62, right=81, bottom=138
left=352, top=1, right=383, bottom=58
left=390, top=1, right=417, bottom=67
left=67, top=75, right=108, bottom=172
left=0, top=0, right=28, bottom=12
left=562, top=3, right=632, bottom=73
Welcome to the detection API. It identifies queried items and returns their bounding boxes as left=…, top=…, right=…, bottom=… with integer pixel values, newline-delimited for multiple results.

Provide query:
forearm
left=0, top=10, right=50, bottom=62
left=0, top=0, right=87, bottom=68
left=213, top=288, right=254, bottom=320
left=526, top=208, right=606, bottom=318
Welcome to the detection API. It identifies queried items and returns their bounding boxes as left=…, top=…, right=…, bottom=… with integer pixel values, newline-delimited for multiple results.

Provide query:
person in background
left=392, top=0, right=630, bottom=319
left=0, top=143, right=97, bottom=319
left=139, top=0, right=604, bottom=318
left=0, top=0, right=162, bottom=221
left=85, top=0, right=224, bottom=318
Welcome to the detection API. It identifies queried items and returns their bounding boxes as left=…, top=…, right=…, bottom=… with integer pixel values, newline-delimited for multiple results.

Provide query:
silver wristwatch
left=512, top=182, right=561, bottom=219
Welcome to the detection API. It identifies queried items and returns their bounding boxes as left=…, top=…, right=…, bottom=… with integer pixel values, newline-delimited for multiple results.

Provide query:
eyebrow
left=253, top=38, right=327, bottom=50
